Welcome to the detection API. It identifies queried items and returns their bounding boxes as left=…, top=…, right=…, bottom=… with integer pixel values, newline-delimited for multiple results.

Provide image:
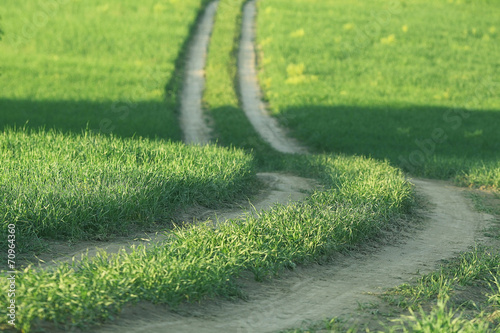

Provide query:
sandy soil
left=238, top=1, right=308, bottom=154
left=179, top=1, right=218, bottom=145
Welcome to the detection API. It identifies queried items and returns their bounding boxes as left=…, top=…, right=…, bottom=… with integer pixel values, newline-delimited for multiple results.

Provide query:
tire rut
left=179, top=1, right=218, bottom=145
left=238, top=0, right=307, bottom=154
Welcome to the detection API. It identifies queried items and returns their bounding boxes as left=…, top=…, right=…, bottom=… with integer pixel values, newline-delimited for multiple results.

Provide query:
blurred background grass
left=0, top=0, right=212, bottom=139
left=256, top=0, right=499, bottom=188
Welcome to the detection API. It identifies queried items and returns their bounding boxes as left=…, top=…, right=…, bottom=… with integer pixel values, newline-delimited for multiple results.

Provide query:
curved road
left=96, top=1, right=495, bottom=332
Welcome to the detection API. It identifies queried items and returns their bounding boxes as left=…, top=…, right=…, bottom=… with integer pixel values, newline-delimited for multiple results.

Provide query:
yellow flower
left=263, top=77, right=272, bottom=89
left=285, top=63, right=317, bottom=85
left=154, top=3, right=166, bottom=12
left=290, top=29, right=305, bottom=38
left=262, top=57, right=272, bottom=66
left=343, top=23, right=355, bottom=31
left=149, top=89, right=163, bottom=97
left=286, top=63, right=305, bottom=77
left=433, top=91, right=450, bottom=100
left=402, top=25, right=408, bottom=33
left=380, top=34, right=396, bottom=44
left=286, top=76, right=305, bottom=85
left=260, top=37, right=273, bottom=47
left=97, top=4, right=109, bottom=12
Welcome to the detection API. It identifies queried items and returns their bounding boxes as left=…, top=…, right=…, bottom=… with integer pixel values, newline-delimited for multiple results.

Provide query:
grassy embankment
left=256, top=0, right=499, bottom=189
left=0, top=129, right=255, bottom=253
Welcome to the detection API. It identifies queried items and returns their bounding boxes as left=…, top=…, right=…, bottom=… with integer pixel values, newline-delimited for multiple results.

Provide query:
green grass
left=0, top=0, right=211, bottom=139
left=2, top=0, right=490, bottom=332
left=0, top=0, right=264, bottom=255
left=0, top=128, right=255, bottom=254
left=391, top=297, right=493, bottom=333
left=0, top=153, right=413, bottom=332
left=256, top=0, right=500, bottom=188
left=385, top=247, right=500, bottom=332
left=387, top=248, right=500, bottom=310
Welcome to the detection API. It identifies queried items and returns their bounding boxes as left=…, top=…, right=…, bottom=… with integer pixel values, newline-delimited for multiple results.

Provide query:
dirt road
left=95, top=1, right=496, bottom=332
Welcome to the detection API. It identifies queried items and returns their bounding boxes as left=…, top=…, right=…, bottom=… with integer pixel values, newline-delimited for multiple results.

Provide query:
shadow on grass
left=277, top=104, right=500, bottom=180
left=209, top=105, right=282, bottom=166
left=0, top=98, right=182, bottom=140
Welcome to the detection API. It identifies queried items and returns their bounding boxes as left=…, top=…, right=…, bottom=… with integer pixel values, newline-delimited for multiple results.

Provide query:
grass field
left=0, top=2, right=416, bottom=330
left=206, top=0, right=500, bottom=331
left=256, top=0, right=500, bottom=188
left=0, top=0, right=211, bottom=138
left=0, top=0, right=498, bottom=331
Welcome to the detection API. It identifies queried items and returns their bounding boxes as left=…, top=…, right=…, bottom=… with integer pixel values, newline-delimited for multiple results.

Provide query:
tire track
left=238, top=0, right=307, bottom=154
left=179, top=1, right=218, bottom=145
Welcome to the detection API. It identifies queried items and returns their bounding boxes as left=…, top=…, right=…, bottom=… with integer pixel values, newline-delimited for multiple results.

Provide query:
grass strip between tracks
left=203, top=0, right=282, bottom=169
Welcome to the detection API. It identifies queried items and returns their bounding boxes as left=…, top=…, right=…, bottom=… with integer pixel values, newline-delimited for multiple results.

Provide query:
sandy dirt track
left=33, top=172, right=316, bottom=269
left=179, top=1, right=218, bottom=145
left=238, top=1, right=308, bottom=154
